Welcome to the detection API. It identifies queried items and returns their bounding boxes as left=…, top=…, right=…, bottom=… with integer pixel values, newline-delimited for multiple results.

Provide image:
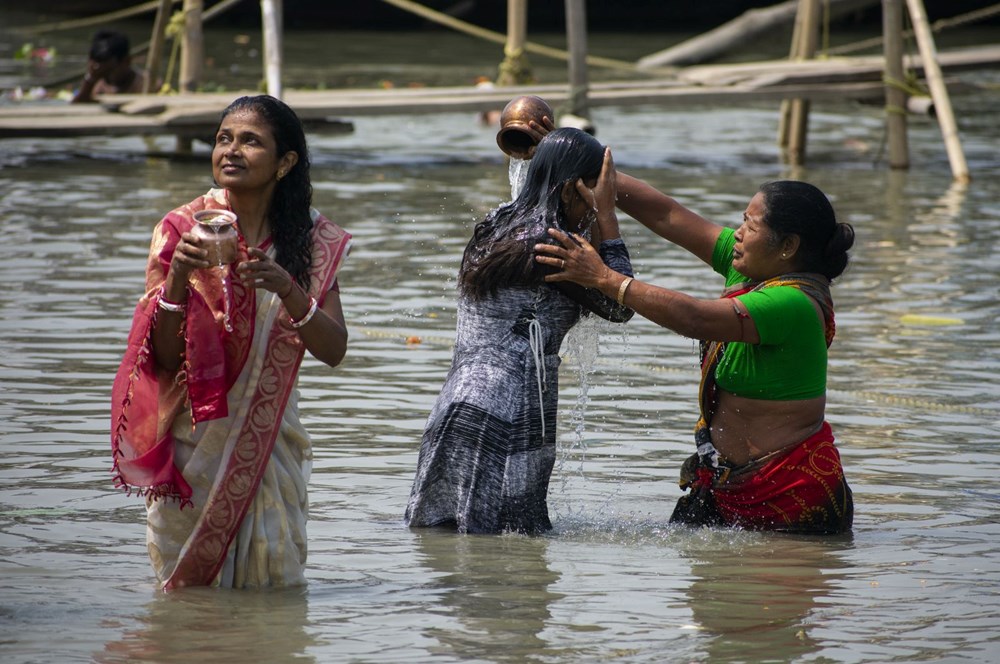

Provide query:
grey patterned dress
left=404, top=240, right=634, bottom=534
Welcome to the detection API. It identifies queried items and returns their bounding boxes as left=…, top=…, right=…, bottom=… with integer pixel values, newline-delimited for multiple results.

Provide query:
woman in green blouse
left=536, top=165, right=855, bottom=534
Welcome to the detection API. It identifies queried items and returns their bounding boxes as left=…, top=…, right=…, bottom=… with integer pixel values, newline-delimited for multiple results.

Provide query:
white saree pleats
left=219, top=415, right=312, bottom=588
left=146, top=287, right=312, bottom=589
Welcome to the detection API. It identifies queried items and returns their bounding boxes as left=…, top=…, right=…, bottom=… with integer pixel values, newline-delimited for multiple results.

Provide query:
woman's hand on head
left=590, top=147, right=617, bottom=213
left=524, top=115, right=556, bottom=157
left=236, top=247, right=295, bottom=296
left=576, top=147, right=621, bottom=240
left=534, top=228, right=614, bottom=290
left=571, top=148, right=617, bottom=213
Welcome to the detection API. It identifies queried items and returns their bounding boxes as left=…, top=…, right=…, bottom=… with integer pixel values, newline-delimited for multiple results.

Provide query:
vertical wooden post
left=179, top=0, right=203, bottom=94
left=776, top=4, right=805, bottom=147
left=175, top=0, right=202, bottom=153
left=784, top=0, right=820, bottom=166
left=882, top=0, right=909, bottom=169
left=904, top=0, right=970, bottom=183
left=507, top=0, right=527, bottom=54
left=261, top=0, right=284, bottom=99
left=144, top=0, right=172, bottom=94
left=564, top=0, right=590, bottom=122
left=497, top=0, right=531, bottom=85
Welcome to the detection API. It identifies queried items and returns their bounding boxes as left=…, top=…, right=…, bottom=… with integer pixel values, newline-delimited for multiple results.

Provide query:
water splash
left=551, top=315, right=632, bottom=522
left=218, top=266, right=233, bottom=333
left=210, top=223, right=225, bottom=266
left=508, top=157, right=530, bottom=200
left=192, top=210, right=238, bottom=334
left=566, top=315, right=602, bottom=448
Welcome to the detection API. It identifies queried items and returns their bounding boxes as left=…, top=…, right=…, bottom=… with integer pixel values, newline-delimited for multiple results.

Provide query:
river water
left=2, top=18, right=1000, bottom=664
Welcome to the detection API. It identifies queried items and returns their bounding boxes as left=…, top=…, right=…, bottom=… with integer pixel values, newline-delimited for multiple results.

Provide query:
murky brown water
left=2, top=14, right=1000, bottom=664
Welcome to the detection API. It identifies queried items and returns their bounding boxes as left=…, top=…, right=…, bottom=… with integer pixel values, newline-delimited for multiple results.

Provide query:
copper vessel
left=496, top=95, right=554, bottom=159
left=192, top=209, right=239, bottom=266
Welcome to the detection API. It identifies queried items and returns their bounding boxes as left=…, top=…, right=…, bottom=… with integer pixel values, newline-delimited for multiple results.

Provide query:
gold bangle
left=616, top=276, right=634, bottom=306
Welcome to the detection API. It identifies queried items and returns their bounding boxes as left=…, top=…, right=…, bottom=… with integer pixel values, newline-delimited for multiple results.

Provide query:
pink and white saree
left=111, top=188, right=350, bottom=589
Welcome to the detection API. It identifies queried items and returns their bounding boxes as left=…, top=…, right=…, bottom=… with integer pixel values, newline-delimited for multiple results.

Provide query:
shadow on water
left=411, top=530, right=564, bottom=662
left=94, top=587, right=317, bottom=664
left=679, top=532, right=854, bottom=661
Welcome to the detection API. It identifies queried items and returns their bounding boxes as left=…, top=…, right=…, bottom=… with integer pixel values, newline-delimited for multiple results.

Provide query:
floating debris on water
left=900, top=314, right=963, bottom=326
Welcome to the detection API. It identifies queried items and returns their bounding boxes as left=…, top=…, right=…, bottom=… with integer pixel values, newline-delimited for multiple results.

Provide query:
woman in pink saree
left=111, top=95, right=351, bottom=589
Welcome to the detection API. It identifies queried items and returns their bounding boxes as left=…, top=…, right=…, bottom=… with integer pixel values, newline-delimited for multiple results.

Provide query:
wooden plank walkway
left=1, top=45, right=997, bottom=140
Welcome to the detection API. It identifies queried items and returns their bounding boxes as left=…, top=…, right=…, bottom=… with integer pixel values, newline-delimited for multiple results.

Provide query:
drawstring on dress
left=527, top=318, right=547, bottom=440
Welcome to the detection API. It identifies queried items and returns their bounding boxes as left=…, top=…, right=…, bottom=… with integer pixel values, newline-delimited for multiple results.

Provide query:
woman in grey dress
left=405, top=128, right=635, bottom=534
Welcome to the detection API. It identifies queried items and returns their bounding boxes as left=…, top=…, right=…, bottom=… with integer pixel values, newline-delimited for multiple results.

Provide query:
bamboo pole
left=144, top=0, right=173, bottom=94
left=38, top=0, right=244, bottom=91
left=776, top=3, right=805, bottom=148
left=784, top=0, right=820, bottom=166
left=564, top=0, right=590, bottom=122
left=261, top=0, right=284, bottom=99
left=497, top=0, right=532, bottom=85
left=25, top=0, right=182, bottom=34
left=176, top=0, right=203, bottom=153
left=179, top=0, right=203, bottom=94
left=638, top=0, right=878, bottom=68
left=882, top=0, right=909, bottom=169
left=904, top=0, right=970, bottom=182
left=828, top=3, right=1000, bottom=56
left=378, top=0, right=636, bottom=72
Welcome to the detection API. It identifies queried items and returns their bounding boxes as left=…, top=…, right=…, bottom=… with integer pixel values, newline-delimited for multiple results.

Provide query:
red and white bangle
left=158, top=287, right=187, bottom=313
left=290, top=296, right=318, bottom=329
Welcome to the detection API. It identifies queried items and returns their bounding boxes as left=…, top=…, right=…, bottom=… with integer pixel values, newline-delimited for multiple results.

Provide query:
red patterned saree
left=111, top=189, right=351, bottom=588
left=669, top=275, right=853, bottom=535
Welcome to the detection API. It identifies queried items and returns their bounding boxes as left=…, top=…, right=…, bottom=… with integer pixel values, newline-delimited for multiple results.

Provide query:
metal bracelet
left=616, top=277, right=634, bottom=306
left=157, top=287, right=187, bottom=313
left=290, top=296, right=318, bottom=329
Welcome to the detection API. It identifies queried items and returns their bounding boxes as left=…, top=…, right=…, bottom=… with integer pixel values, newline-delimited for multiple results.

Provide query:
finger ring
left=255, top=278, right=263, bottom=285
left=560, top=259, right=566, bottom=269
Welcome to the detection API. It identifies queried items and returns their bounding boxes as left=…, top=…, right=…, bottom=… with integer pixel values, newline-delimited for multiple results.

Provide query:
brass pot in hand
left=192, top=209, right=239, bottom=266
left=495, top=95, right=554, bottom=159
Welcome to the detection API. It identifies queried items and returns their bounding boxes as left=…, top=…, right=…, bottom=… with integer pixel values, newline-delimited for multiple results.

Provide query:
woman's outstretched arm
left=535, top=228, right=756, bottom=343
left=616, top=174, right=723, bottom=267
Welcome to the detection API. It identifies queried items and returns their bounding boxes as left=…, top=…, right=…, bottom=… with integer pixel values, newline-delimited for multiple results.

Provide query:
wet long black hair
left=758, top=180, right=855, bottom=282
left=458, top=127, right=605, bottom=300
left=219, top=95, right=314, bottom=290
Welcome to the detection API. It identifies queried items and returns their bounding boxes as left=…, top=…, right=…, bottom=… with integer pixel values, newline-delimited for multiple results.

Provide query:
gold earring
left=276, top=170, right=285, bottom=181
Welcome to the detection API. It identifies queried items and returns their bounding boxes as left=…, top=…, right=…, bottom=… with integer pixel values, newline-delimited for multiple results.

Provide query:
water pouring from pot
left=192, top=208, right=239, bottom=332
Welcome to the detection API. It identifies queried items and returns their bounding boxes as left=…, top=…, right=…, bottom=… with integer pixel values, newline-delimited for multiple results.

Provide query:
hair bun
left=825, top=223, right=855, bottom=258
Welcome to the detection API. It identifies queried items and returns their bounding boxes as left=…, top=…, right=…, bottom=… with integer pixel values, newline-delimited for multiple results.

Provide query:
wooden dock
left=1, top=45, right=997, bottom=140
